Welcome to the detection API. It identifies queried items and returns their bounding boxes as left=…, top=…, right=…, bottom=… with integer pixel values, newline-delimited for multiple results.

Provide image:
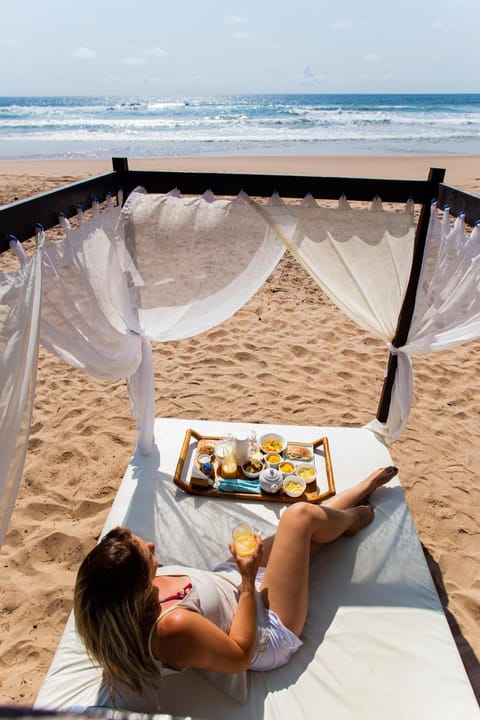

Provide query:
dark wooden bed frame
left=1, top=157, right=479, bottom=425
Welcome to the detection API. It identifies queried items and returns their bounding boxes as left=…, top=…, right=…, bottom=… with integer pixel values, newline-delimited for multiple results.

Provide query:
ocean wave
left=3, top=123, right=477, bottom=145
left=1, top=94, right=479, bottom=159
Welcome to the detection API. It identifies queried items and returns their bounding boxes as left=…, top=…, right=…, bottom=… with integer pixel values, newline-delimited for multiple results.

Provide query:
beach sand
left=0, top=155, right=479, bottom=706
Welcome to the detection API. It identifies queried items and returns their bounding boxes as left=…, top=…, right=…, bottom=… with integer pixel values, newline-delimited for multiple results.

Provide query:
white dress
left=147, top=563, right=270, bottom=675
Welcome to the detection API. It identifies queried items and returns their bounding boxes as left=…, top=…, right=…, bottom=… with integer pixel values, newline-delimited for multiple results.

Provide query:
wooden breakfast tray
left=173, top=428, right=336, bottom=503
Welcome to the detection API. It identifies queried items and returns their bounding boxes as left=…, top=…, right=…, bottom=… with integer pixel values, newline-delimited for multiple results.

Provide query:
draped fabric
left=39, top=196, right=153, bottom=452
left=241, top=192, right=415, bottom=341
left=245, top=194, right=480, bottom=440
left=41, top=190, right=285, bottom=455
left=113, top=189, right=286, bottom=450
left=40, top=197, right=142, bottom=380
left=116, top=189, right=286, bottom=340
left=369, top=204, right=480, bottom=440
left=0, top=233, right=43, bottom=545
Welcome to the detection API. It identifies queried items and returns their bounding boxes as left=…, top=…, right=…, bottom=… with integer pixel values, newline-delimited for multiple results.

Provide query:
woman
left=74, top=466, right=397, bottom=698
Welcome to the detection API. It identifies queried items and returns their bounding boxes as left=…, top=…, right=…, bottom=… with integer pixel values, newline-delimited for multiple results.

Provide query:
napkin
left=217, top=479, right=261, bottom=494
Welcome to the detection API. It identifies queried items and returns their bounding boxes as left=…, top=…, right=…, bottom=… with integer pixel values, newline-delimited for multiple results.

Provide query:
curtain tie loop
left=387, top=342, right=409, bottom=356
left=9, top=235, right=27, bottom=268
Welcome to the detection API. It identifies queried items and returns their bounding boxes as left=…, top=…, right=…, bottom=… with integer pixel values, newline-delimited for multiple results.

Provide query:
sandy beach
left=0, top=155, right=479, bottom=706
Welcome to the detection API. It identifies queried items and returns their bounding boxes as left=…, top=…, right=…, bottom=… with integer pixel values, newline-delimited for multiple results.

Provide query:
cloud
left=0, top=38, right=15, bottom=46
left=432, top=19, right=444, bottom=28
left=72, top=47, right=98, bottom=60
left=146, top=47, right=168, bottom=57
left=363, top=53, right=381, bottom=62
left=122, top=57, right=147, bottom=65
left=332, top=20, right=351, bottom=29
left=225, top=15, right=247, bottom=24
left=224, top=14, right=248, bottom=38
left=289, top=65, right=326, bottom=86
left=304, top=65, right=314, bottom=79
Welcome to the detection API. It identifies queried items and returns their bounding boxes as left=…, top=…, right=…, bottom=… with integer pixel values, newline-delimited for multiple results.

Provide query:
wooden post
left=376, top=167, right=446, bottom=424
left=112, top=157, right=129, bottom=172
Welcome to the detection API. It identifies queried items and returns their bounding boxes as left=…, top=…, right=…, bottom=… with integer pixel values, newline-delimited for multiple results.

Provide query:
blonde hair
left=74, top=526, right=160, bottom=698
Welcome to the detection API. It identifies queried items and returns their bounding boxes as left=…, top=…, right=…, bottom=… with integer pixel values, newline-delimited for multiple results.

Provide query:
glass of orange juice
left=232, top=524, right=256, bottom=557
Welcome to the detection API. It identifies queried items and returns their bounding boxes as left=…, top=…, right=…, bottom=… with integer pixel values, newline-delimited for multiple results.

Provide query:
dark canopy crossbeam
left=114, top=169, right=431, bottom=205
left=437, top=183, right=480, bottom=226
left=2, top=156, right=471, bottom=250
left=0, top=171, right=118, bottom=250
left=110, top=155, right=432, bottom=202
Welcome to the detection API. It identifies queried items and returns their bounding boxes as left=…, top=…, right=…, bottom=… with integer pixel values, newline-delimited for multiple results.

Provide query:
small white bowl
left=296, top=463, right=316, bottom=483
left=282, top=475, right=307, bottom=498
left=241, top=457, right=265, bottom=479
left=265, top=452, right=283, bottom=468
left=259, top=433, right=286, bottom=455
left=278, top=459, right=296, bottom=477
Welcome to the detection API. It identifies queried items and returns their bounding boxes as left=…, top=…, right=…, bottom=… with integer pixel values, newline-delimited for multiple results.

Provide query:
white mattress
left=35, top=418, right=479, bottom=719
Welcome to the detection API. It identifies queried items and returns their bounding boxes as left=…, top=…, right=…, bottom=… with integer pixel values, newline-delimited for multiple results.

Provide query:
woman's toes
left=373, top=466, right=398, bottom=489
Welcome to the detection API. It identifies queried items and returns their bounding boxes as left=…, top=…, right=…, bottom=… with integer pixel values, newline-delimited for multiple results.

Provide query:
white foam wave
left=1, top=95, right=479, bottom=159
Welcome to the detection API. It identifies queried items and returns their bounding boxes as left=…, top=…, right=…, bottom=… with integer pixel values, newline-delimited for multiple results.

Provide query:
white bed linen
left=34, top=419, right=479, bottom=720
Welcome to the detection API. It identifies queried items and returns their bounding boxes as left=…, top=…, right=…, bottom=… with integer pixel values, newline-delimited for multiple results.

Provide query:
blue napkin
left=217, top=479, right=261, bottom=494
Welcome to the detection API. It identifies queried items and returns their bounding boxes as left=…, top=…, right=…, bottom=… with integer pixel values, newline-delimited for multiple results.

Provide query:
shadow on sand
left=422, top=544, right=479, bottom=703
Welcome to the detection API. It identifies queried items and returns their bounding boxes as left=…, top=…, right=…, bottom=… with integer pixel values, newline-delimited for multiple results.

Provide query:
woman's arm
left=154, top=536, right=263, bottom=673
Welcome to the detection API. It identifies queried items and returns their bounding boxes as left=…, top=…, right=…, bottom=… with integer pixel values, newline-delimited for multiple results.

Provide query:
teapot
left=259, top=467, right=283, bottom=494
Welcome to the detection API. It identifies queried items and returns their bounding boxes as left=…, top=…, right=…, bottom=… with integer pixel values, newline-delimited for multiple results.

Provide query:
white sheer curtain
left=245, top=194, right=480, bottom=439
left=0, top=232, right=43, bottom=544
left=39, top=196, right=152, bottom=452
left=40, top=189, right=284, bottom=454
left=41, top=197, right=141, bottom=379
left=242, top=192, right=415, bottom=342
left=116, top=189, right=286, bottom=340
left=369, top=204, right=480, bottom=439
left=243, top=193, right=420, bottom=440
left=247, top=193, right=480, bottom=440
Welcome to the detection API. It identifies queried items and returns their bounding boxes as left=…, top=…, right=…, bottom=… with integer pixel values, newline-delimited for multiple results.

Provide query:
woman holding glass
left=74, top=466, right=397, bottom=698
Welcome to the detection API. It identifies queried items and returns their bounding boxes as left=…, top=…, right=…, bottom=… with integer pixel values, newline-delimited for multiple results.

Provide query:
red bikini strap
left=157, top=582, right=192, bottom=604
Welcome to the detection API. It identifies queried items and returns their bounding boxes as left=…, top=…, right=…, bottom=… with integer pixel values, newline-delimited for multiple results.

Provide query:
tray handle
left=312, top=436, right=336, bottom=499
left=173, top=428, right=202, bottom=490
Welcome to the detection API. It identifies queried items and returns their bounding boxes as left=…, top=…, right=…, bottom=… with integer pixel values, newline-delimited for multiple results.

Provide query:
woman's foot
left=365, top=466, right=398, bottom=495
left=323, top=465, right=398, bottom=512
left=344, top=504, right=374, bottom=536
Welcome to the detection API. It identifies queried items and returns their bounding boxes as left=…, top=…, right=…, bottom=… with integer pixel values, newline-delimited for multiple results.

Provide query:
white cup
left=234, top=432, right=250, bottom=464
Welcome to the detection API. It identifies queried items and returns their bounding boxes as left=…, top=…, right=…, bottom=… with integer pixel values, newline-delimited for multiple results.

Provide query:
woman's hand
left=229, top=533, right=263, bottom=582
left=155, top=533, right=264, bottom=673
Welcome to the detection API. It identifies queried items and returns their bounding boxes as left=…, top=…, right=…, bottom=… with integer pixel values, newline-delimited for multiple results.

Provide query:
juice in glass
left=232, top=524, right=255, bottom=557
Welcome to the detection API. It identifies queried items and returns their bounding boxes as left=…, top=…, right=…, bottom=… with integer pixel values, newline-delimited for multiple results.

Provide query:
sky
left=0, top=0, right=479, bottom=96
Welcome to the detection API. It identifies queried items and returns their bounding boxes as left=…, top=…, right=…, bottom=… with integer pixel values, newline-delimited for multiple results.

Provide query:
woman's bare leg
left=259, top=466, right=397, bottom=562
left=259, top=502, right=372, bottom=636
left=258, top=466, right=397, bottom=636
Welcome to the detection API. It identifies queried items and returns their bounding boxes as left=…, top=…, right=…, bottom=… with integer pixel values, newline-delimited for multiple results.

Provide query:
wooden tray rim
left=173, top=428, right=336, bottom=503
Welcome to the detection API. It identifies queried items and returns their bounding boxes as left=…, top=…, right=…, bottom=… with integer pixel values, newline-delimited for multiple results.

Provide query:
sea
left=0, top=93, right=479, bottom=161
